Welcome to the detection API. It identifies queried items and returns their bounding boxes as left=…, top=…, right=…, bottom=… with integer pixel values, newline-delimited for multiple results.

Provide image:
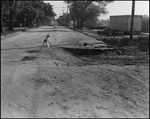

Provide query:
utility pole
left=130, top=0, right=135, bottom=40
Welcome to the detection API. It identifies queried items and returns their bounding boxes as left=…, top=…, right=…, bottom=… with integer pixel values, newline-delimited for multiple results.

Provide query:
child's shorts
left=44, top=39, right=47, bottom=43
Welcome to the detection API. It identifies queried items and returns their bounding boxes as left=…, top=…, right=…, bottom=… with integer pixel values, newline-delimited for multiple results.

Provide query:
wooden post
left=130, top=0, right=135, bottom=40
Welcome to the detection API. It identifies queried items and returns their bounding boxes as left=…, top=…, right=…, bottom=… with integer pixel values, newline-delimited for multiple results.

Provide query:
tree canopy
left=1, top=0, right=56, bottom=32
left=59, top=0, right=114, bottom=28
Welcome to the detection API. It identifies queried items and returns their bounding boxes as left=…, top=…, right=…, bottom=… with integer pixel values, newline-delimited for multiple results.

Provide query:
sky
left=44, top=1, right=149, bottom=20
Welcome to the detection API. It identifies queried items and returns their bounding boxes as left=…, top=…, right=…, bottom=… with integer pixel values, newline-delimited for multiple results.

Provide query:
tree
left=1, top=1, right=4, bottom=33
left=56, top=15, right=63, bottom=26
left=42, top=3, right=56, bottom=17
left=1, top=1, right=10, bottom=33
left=8, top=0, right=18, bottom=30
left=41, top=2, right=56, bottom=25
left=16, top=1, right=56, bottom=27
left=1, top=0, right=56, bottom=32
left=1, top=0, right=23, bottom=31
left=80, top=3, right=107, bottom=27
left=56, top=12, right=71, bottom=26
left=64, top=0, right=114, bottom=29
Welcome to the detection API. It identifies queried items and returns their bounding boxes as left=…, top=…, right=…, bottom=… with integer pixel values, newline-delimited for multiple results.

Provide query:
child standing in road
left=43, top=35, right=51, bottom=48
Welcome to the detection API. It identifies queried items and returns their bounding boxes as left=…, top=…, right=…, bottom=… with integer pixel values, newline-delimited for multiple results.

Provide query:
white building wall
left=110, top=15, right=142, bottom=32
left=127, top=17, right=142, bottom=31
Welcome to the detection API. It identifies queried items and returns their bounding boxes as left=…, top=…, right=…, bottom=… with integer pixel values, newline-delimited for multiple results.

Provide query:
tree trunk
left=77, top=18, right=81, bottom=29
left=27, top=15, right=31, bottom=28
left=0, top=1, right=3, bottom=33
left=28, top=15, right=30, bottom=28
left=77, top=20, right=79, bottom=29
left=73, top=15, right=75, bottom=29
left=1, top=16, right=3, bottom=33
left=9, top=0, right=16, bottom=31
left=9, top=10, right=14, bottom=31
left=1, top=2, right=3, bottom=33
left=36, top=18, right=39, bottom=27
left=78, top=17, right=81, bottom=29
left=81, top=20, right=83, bottom=28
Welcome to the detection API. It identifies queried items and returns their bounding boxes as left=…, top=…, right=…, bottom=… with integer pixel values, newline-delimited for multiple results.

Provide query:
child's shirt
left=47, top=37, right=51, bottom=43
left=44, top=37, right=51, bottom=43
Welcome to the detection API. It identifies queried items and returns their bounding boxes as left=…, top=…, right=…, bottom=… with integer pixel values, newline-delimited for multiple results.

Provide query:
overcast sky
left=44, top=1, right=149, bottom=20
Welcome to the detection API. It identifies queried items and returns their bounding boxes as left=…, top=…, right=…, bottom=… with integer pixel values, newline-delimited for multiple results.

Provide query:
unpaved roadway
left=1, top=26, right=149, bottom=118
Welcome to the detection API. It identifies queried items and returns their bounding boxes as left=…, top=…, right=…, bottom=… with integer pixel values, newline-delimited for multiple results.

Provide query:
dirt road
left=1, top=26, right=149, bottom=118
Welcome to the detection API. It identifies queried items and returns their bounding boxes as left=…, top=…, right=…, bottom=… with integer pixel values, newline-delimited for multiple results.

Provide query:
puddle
left=21, top=56, right=36, bottom=61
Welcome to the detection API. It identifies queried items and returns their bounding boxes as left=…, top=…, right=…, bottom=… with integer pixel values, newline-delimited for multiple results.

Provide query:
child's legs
left=43, top=41, right=46, bottom=46
left=49, top=41, right=51, bottom=47
left=47, top=42, right=50, bottom=47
